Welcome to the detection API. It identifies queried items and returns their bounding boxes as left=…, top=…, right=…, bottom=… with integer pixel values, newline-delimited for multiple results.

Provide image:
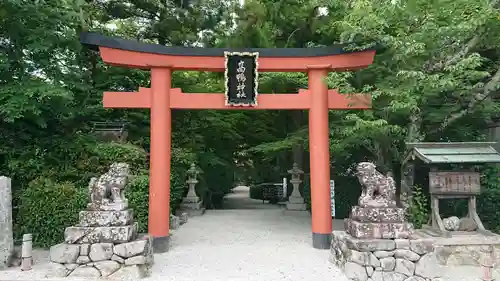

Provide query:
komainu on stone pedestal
left=344, top=162, right=414, bottom=239
left=47, top=163, right=154, bottom=279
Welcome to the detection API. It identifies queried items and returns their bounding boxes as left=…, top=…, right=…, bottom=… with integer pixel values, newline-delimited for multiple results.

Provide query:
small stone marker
left=180, top=212, right=188, bottom=225
left=481, top=245, right=495, bottom=281
left=170, top=215, right=180, bottom=230
left=21, top=234, right=33, bottom=271
left=0, top=176, right=13, bottom=269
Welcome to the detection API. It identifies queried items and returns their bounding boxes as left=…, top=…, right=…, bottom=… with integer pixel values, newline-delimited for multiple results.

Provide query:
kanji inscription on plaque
left=429, top=171, right=480, bottom=195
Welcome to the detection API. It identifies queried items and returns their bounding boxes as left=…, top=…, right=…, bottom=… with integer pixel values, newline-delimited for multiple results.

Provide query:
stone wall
left=48, top=234, right=153, bottom=278
left=0, top=176, right=13, bottom=269
left=330, top=231, right=443, bottom=281
left=432, top=238, right=500, bottom=268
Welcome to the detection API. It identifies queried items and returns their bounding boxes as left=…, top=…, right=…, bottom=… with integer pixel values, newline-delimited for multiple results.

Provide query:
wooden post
left=308, top=67, right=332, bottom=249
left=148, top=67, right=172, bottom=253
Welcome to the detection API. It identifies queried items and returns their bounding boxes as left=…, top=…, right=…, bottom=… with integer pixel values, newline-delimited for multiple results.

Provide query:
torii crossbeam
left=103, top=87, right=371, bottom=109
left=80, top=32, right=376, bottom=253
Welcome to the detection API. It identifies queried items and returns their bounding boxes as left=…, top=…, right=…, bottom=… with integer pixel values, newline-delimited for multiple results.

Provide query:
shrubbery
left=11, top=139, right=189, bottom=247
left=406, top=185, right=429, bottom=228
left=463, top=165, right=500, bottom=232
left=248, top=184, right=284, bottom=203
left=15, top=178, right=87, bottom=247
left=477, top=189, right=500, bottom=233
left=249, top=185, right=263, bottom=200
left=126, top=170, right=186, bottom=233
left=126, top=174, right=150, bottom=233
left=302, top=175, right=311, bottom=211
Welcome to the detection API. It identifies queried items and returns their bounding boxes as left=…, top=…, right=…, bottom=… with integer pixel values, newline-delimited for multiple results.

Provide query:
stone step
left=349, top=206, right=405, bottom=223
left=344, top=219, right=413, bottom=239
left=79, top=210, right=134, bottom=227
left=286, top=202, right=307, bottom=211
left=176, top=207, right=206, bottom=217
left=64, top=223, right=138, bottom=244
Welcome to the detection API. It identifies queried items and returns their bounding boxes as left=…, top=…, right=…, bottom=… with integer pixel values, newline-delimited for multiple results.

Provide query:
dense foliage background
left=1, top=0, right=500, bottom=246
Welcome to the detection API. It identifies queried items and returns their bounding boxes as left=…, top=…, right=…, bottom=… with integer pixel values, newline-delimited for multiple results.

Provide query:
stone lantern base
left=177, top=197, right=206, bottom=217
left=286, top=196, right=307, bottom=211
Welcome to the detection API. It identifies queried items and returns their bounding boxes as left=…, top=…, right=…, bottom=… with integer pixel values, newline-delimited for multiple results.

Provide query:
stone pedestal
left=48, top=233, right=153, bottom=278
left=64, top=223, right=138, bottom=244
left=87, top=200, right=128, bottom=212
left=330, top=231, right=442, bottom=281
left=47, top=163, right=153, bottom=278
left=0, top=176, right=13, bottom=269
left=286, top=195, right=307, bottom=211
left=79, top=210, right=134, bottom=227
left=49, top=211, right=152, bottom=278
left=414, top=229, right=500, bottom=268
left=177, top=203, right=206, bottom=217
left=344, top=206, right=413, bottom=239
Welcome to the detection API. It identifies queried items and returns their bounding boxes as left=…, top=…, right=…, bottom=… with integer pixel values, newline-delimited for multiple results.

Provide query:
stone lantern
left=286, top=163, right=307, bottom=211
left=178, top=163, right=205, bottom=216
left=185, top=163, right=199, bottom=200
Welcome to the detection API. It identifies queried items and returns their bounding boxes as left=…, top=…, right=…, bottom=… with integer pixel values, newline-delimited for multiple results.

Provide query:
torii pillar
left=80, top=32, right=376, bottom=252
left=149, top=68, right=172, bottom=252
left=308, top=67, right=332, bottom=248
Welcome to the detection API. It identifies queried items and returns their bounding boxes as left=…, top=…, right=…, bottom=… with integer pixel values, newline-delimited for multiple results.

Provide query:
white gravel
left=152, top=209, right=347, bottom=281
left=0, top=186, right=348, bottom=281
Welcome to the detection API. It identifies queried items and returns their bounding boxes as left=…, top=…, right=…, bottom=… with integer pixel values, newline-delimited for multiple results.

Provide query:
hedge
left=249, top=185, right=263, bottom=200
left=13, top=141, right=188, bottom=247
left=15, top=178, right=87, bottom=247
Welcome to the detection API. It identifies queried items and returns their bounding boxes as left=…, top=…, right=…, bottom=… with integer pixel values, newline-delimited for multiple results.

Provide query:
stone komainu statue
left=87, top=162, right=130, bottom=211
left=355, top=162, right=397, bottom=208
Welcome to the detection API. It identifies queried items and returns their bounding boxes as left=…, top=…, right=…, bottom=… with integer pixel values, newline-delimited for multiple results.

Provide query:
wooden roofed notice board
left=402, top=142, right=500, bottom=237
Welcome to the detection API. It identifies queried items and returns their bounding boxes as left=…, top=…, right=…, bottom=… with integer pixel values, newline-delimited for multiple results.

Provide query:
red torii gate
left=80, top=32, right=376, bottom=252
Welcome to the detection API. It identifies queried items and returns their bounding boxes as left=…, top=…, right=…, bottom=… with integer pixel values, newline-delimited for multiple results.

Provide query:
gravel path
left=0, top=186, right=348, bottom=281
left=152, top=186, right=347, bottom=281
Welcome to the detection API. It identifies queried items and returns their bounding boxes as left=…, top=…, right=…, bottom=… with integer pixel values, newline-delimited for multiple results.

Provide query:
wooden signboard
left=428, top=171, right=481, bottom=195
left=224, top=51, right=259, bottom=106
left=330, top=180, right=336, bottom=217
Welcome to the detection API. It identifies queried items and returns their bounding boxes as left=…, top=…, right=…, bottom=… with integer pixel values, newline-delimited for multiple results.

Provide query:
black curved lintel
left=80, top=32, right=374, bottom=58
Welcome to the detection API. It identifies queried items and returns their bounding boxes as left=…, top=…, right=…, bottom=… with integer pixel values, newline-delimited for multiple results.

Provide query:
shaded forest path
left=222, top=185, right=282, bottom=209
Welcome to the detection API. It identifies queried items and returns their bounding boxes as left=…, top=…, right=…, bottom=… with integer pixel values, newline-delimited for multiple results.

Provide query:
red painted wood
left=99, top=47, right=376, bottom=72
left=103, top=88, right=371, bottom=110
